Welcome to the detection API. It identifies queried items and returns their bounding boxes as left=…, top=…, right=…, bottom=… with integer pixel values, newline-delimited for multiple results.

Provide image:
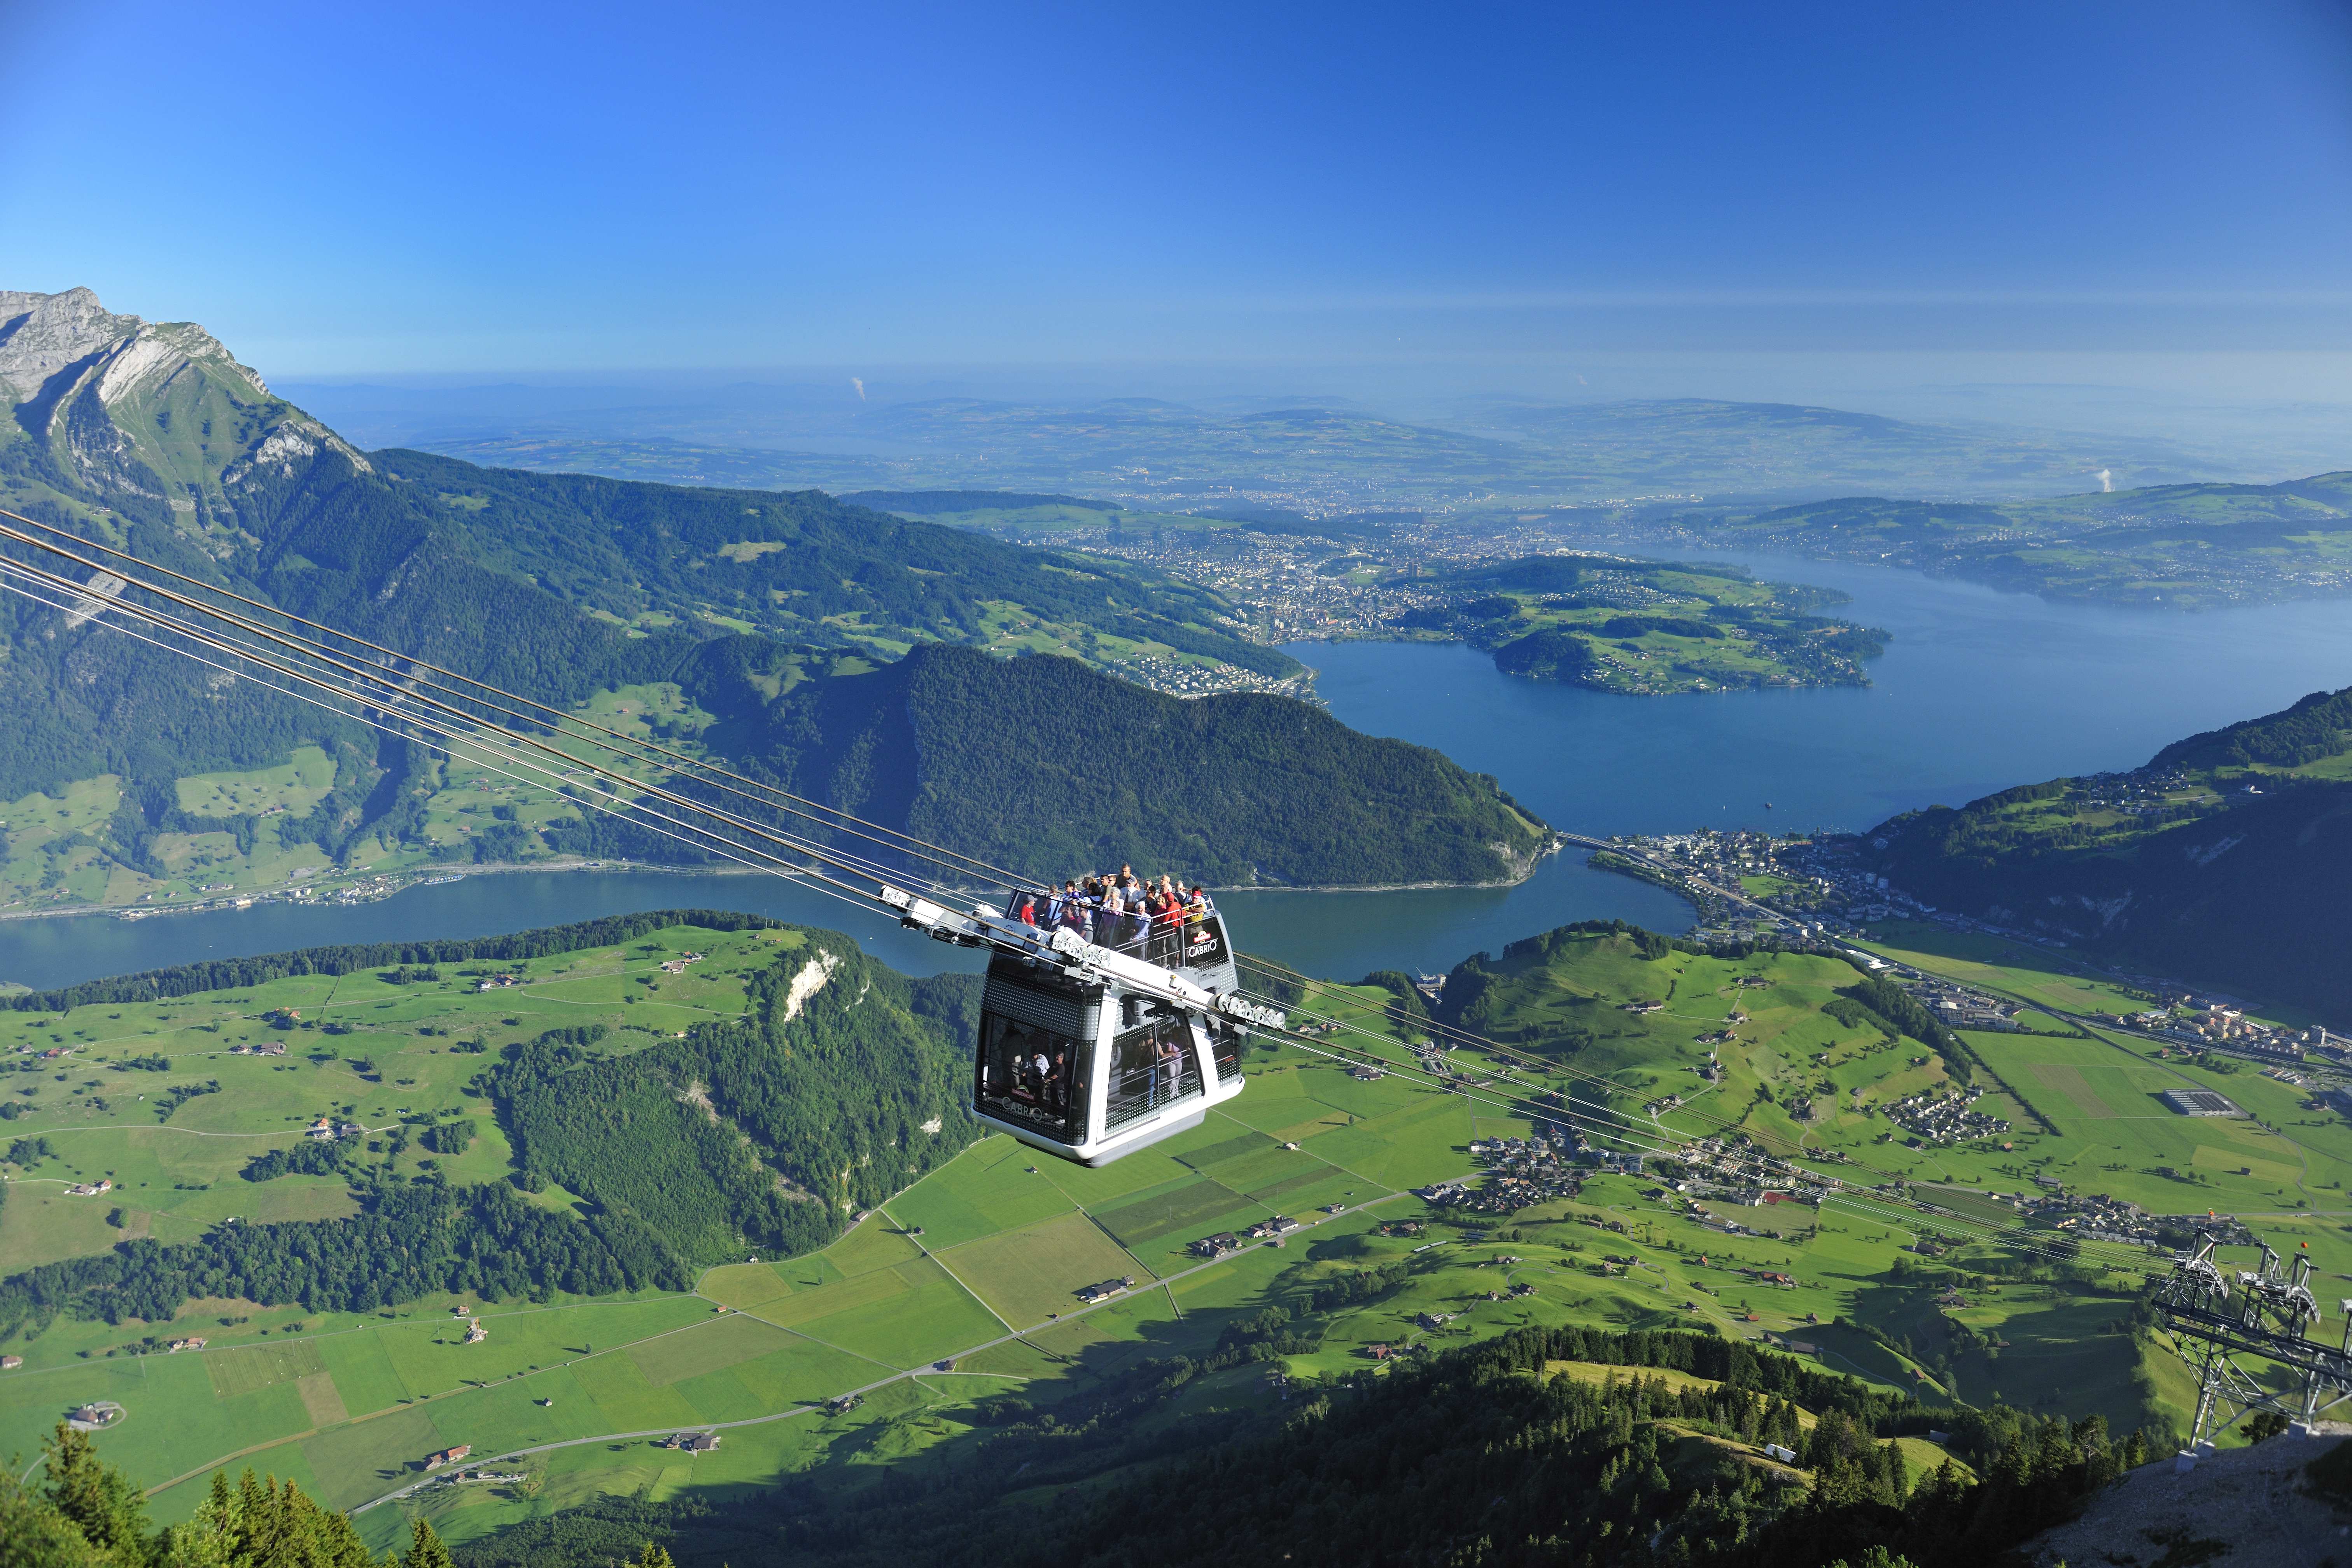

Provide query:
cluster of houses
left=306, top=1116, right=366, bottom=1141
left=424, top=1446, right=471, bottom=1470
left=167, top=1337, right=206, bottom=1353
left=431, top=1467, right=528, bottom=1487
left=656, top=952, right=708, bottom=976
left=1885, top=1087, right=2011, bottom=1147
left=1189, top=1216, right=1303, bottom=1259
left=1907, top=981, right=2026, bottom=1032
left=1413, top=1131, right=1589, bottom=1216
left=474, top=973, right=521, bottom=992
left=2012, top=1184, right=2167, bottom=1247
left=656, top=1431, right=721, bottom=1452
left=228, top=1041, right=287, bottom=1057
left=2110, top=999, right=2324, bottom=1065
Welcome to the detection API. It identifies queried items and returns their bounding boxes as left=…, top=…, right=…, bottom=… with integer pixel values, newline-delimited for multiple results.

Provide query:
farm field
left=11, top=915, right=2346, bottom=1558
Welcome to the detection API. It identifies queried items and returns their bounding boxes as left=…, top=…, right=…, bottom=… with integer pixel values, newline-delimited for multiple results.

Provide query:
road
left=340, top=1176, right=1459, bottom=1519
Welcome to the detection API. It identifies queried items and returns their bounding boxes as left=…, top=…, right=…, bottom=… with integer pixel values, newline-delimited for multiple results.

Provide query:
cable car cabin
left=972, top=893, right=1250, bottom=1166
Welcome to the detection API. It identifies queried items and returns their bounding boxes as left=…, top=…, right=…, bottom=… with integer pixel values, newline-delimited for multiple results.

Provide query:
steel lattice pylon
left=2154, top=1235, right=2352, bottom=1445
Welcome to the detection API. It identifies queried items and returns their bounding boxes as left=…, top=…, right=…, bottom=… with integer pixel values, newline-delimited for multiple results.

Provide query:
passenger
left=1152, top=887, right=1180, bottom=964
left=1029, top=1048, right=1050, bottom=1102
left=1111, top=882, right=1138, bottom=952
left=1157, top=1033, right=1183, bottom=1098
left=1051, top=1047, right=1071, bottom=1114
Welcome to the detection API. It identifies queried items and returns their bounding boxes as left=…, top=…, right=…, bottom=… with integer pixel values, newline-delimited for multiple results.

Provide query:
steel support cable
left=24, top=555, right=2130, bottom=1273
left=0, top=556, right=923, bottom=905
left=1235, top=958, right=1748, bottom=1147
left=1250, top=1031, right=2088, bottom=1270
left=1240, top=949, right=1821, bottom=1136
left=0, top=570, right=903, bottom=930
left=0, top=536, right=973, bottom=905
left=0, top=562, right=966, bottom=936
left=0, top=505, right=1016, bottom=889
left=0, top=527, right=2164, bottom=1270
left=1232, top=956, right=1885, bottom=1185
left=1234, top=954, right=2039, bottom=1203
left=0, top=541, right=970, bottom=908
left=0, top=507, right=1034, bottom=894
left=1254, top=986, right=2152, bottom=1271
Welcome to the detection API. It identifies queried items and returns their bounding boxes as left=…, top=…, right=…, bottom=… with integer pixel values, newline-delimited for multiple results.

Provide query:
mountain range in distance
left=286, top=376, right=2256, bottom=512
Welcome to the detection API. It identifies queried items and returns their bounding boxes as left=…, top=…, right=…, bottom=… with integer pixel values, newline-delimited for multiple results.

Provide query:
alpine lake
left=5, top=551, right=2350, bottom=992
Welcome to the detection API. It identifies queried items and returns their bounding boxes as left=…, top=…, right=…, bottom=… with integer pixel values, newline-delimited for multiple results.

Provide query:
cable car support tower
left=2154, top=1236, right=2352, bottom=1445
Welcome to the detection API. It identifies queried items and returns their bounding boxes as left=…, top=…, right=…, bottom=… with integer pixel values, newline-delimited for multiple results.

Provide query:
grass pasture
left=15, top=918, right=2340, bottom=1558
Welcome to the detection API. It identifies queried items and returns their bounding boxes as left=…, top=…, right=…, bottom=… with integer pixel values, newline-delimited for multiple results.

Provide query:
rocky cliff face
left=0, top=285, right=367, bottom=536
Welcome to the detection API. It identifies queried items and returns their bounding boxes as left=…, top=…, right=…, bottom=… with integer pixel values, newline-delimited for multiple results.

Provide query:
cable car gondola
left=896, top=886, right=1281, bottom=1166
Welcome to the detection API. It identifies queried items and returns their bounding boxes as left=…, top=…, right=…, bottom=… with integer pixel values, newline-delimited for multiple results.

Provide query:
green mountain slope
left=0, top=286, right=1529, bottom=904
left=373, top=449, right=1291, bottom=674
left=1395, top=553, right=1887, bottom=693
left=686, top=640, right=1550, bottom=886
left=1864, top=684, right=2352, bottom=1021
left=1703, top=469, right=2352, bottom=606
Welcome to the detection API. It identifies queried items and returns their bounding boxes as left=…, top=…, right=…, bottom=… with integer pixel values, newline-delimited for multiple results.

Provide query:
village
left=1881, top=1086, right=2013, bottom=1147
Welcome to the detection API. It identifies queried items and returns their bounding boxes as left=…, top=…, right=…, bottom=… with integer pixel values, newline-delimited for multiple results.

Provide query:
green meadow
left=7, top=917, right=2343, bottom=1555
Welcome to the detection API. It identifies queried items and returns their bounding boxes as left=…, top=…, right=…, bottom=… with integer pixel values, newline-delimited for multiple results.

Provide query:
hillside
left=690, top=640, right=1551, bottom=887
left=0, top=913, right=976, bottom=1323
left=1393, top=553, right=1888, bottom=693
left=0, top=286, right=1549, bottom=906
left=1861, top=682, right=2352, bottom=1022
left=1680, top=470, right=2352, bottom=607
left=4, top=914, right=2279, bottom=1566
left=371, top=449, right=1291, bottom=676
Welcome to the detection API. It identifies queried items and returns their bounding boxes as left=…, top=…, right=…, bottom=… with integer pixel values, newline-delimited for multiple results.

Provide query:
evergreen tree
left=400, top=1517, right=455, bottom=1568
left=41, top=1423, right=151, bottom=1565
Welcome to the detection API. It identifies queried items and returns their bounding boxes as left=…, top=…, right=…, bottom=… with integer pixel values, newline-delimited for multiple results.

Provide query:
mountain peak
left=0, top=285, right=272, bottom=411
left=0, top=285, right=364, bottom=530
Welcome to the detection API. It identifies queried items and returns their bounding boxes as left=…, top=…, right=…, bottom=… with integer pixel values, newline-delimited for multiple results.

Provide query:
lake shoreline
left=0, top=837, right=1572, bottom=929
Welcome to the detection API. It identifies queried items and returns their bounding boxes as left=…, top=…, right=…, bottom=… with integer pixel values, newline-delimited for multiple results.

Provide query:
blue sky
left=4, top=0, right=2351, bottom=378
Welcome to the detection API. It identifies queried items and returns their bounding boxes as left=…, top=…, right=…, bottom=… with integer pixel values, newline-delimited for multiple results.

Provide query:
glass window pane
left=1103, top=1017, right=1203, bottom=1132
left=975, top=1012, right=1087, bottom=1144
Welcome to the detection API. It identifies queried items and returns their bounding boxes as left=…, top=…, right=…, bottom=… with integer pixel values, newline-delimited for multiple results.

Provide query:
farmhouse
left=1076, top=1276, right=1136, bottom=1305
left=425, top=1446, right=472, bottom=1470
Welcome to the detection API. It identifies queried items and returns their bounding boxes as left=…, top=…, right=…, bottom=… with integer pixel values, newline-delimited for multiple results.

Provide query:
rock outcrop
left=2022, top=1428, right=2352, bottom=1566
left=0, top=285, right=367, bottom=530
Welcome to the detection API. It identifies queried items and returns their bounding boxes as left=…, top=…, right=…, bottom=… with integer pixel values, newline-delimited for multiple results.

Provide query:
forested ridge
left=730, top=642, right=1552, bottom=886
left=489, top=934, right=977, bottom=1262
left=455, top=1321, right=2163, bottom=1568
left=0, top=915, right=982, bottom=1335
left=4, top=907, right=782, bottom=1013
left=374, top=451, right=1291, bottom=677
left=1, top=363, right=1543, bottom=890
left=0, top=1178, right=691, bottom=1336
